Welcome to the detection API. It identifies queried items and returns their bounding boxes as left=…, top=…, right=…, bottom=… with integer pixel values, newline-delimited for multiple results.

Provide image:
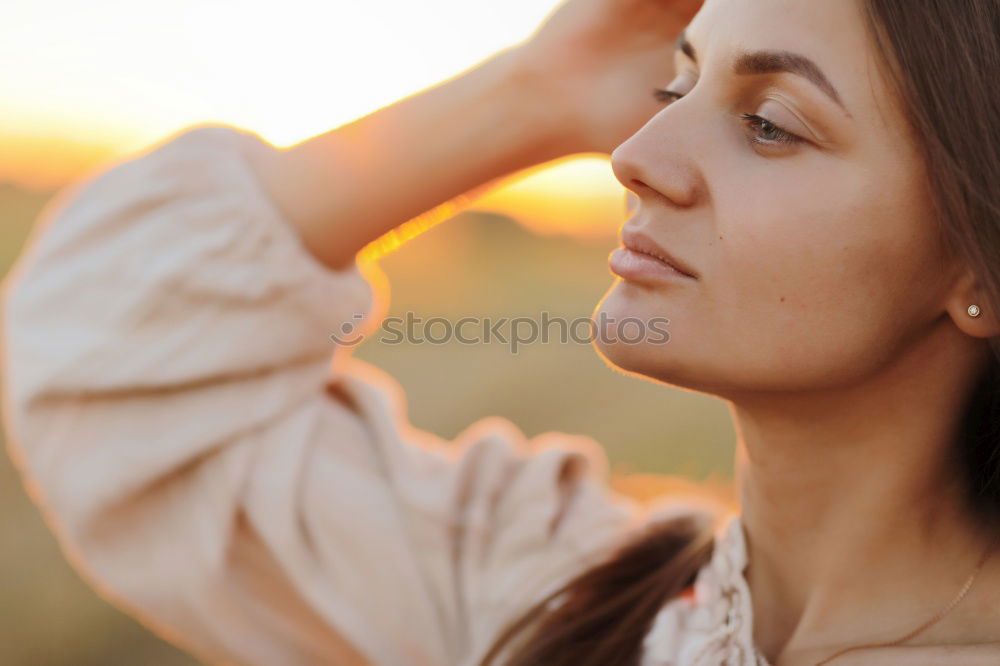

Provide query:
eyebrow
left=675, top=31, right=849, bottom=114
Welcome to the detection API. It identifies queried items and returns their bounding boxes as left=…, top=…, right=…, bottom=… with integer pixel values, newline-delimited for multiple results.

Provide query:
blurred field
left=0, top=180, right=735, bottom=665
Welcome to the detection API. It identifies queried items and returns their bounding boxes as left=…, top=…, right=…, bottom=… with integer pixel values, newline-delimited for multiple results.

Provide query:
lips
left=620, top=228, right=697, bottom=279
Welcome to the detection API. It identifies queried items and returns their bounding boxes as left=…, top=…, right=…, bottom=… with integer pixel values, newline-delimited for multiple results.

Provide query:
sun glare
left=1, top=0, right=625, bottom=237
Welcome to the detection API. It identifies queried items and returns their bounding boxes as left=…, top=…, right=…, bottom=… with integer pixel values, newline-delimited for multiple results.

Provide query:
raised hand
left=511, top=0, right=704, bottom=154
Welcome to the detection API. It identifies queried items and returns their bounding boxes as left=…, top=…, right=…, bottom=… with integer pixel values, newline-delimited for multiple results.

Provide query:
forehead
left=686, top=0, right=888, bottom=117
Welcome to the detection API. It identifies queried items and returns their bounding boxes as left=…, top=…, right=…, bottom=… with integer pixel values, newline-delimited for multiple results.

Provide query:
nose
left=610, top=106, right=704, bottom=210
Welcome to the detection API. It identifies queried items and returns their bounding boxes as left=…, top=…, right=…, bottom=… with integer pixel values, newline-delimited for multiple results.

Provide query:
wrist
left=488, top=45, right=590, bottom=160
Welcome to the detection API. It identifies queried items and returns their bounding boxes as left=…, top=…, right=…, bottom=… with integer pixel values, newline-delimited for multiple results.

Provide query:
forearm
left=245, top=47, right=577, bottom=270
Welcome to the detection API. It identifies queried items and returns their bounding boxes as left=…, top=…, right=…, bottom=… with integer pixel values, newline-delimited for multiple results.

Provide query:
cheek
left=594, top=132, right=943, bottom=393
left=705, top=167, right=942, bottom=386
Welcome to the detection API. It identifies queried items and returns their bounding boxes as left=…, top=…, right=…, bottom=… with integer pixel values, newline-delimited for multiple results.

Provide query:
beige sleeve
left=0, top=125, right=638, bottom=666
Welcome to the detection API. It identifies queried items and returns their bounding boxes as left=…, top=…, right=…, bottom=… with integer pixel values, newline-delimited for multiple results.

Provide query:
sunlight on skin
left=1, top=0, right=626, bottom=239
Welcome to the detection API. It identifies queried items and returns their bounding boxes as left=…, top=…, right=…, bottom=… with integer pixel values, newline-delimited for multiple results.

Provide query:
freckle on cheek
left=780, top=296, right=786, bottom=303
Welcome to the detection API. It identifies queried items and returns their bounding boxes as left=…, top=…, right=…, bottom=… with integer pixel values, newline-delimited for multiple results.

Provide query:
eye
left=652, top=87, right=684, bottom=104
left=652, top=84, right=812, bottom=151
left=652, top=70, right=697, bottom=105
left=739, top=113, right=803, bottom=147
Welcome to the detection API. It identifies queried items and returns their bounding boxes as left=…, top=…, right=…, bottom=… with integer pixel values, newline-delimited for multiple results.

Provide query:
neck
left=728, top=322, right=998, bottom=662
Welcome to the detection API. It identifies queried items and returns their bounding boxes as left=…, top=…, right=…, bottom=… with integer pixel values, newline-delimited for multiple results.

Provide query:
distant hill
left=373, top=210, right=615, bottom=316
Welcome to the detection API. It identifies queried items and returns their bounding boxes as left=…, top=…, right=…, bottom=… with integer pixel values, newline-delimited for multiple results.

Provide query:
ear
left=945, top=267, right=1000, bottom=339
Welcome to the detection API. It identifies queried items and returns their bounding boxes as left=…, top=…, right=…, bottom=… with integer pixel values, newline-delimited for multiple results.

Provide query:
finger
left=615, top=0, right=704, bottom=24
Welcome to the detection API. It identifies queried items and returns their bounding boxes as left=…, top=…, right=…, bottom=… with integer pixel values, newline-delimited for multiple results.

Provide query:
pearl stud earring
left=968, top=304, right=982, bottom=318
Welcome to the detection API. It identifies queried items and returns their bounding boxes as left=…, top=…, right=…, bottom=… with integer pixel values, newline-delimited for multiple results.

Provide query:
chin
left=590, top=281, right=721, bottom=395
left=591, top=284, right=677, bottom=381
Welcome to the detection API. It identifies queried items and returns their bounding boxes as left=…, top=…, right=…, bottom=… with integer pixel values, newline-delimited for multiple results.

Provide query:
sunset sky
left=2, top=0, right=628, bottom=238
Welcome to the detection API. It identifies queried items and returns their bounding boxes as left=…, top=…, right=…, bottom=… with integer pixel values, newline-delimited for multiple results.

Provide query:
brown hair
left=480, top=1, right=1000, bottom=664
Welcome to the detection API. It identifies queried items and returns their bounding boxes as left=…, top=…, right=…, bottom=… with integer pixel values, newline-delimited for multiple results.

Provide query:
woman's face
left=594, top=0, right=960, bottom=395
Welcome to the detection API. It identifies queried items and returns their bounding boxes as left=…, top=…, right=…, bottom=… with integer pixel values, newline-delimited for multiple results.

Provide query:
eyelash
left=652, top=88, right=684, bottom=104
left=651, top=87, right=804, bottom=147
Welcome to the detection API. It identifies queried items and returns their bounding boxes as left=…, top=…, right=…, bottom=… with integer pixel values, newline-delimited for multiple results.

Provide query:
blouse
left=1, top=124, right=763, bottom=665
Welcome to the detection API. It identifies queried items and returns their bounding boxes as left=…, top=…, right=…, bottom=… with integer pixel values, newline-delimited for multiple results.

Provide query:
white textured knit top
left=1, top=125, right=764, bottom=665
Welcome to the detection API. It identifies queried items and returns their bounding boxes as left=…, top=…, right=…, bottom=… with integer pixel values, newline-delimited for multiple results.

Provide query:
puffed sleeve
left=0, top=124, right=639, bottom=666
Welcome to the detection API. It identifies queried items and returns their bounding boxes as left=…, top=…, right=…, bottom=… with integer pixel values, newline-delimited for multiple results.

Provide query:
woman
left=3, top=0, right=999, bottom=664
